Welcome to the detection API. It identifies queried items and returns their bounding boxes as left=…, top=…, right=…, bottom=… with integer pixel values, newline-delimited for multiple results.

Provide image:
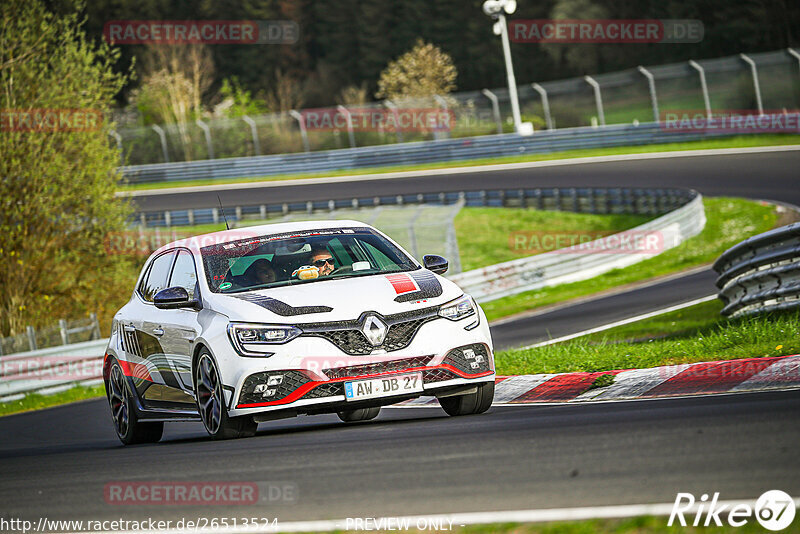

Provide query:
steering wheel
left=329, top=265, right=353, bottom=275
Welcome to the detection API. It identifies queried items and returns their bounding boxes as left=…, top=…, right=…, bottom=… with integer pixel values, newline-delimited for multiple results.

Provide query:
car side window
left=138, top=252, right=176, bottom=302
left=169, top=250, right=198, bottom=300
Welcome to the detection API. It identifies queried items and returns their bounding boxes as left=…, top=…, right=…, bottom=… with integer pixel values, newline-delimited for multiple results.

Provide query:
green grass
left=581, top=299, right=724, bottom=343
left=454, top=209, right=651, bottom=272
left=0, top=384, right=106, bottom=417
left=482, top=197, right=777, bottom=322
left=117, top=134, right=800, bottom=192
left=132, top=207, right=652, bottom=272
left=451, top=516, right=800, bottom=533
left=495, top=302, right=799, bottom=376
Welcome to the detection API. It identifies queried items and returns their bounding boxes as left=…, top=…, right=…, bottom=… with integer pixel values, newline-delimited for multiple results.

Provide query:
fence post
left=789, top=48, right=800, bottom=76
left=196, top=119, right=215, bottom=159
left=336, top=105, right=356, bottom=148
left=384, top=100, right=404, bottom=143
left=531, top=83, right=553, bottom=130
left=151, top=125, right=169, bottom=163
left=433, top=95, right=451, bottom=139
left=481, top=89, right=503, bottom=134
left=91, top=313, right=101, bottom=340
left=584, top=75, right=606, bottom=126
left=242, top=115, right=261, bottom=155
left=407, top=206, right=425, bottom=259
left=739, top=54, right=764, bottom=115
left=637, top=66, right=660, bottom=123
left=109, top=129, right=124, bottom=163
left=288, top=110, right=310, bottom=153
left=689, top=60, right=712, bottom=119
left=59, top=319, right=69, bottom=345
left=26, top=326, right=37, bottom=351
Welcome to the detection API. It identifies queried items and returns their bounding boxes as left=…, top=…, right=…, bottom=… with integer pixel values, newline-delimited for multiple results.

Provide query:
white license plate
left=344, top=372, right=423, bottom=401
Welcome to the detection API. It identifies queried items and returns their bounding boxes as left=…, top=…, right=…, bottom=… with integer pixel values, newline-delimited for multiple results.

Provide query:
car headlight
left=438, top=295, right=476, bottom=321
left=228, top=323, right=301, bottom=357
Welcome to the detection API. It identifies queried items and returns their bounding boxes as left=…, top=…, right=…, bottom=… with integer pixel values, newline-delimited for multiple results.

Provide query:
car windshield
left=200, top=227, right=418, bottom=293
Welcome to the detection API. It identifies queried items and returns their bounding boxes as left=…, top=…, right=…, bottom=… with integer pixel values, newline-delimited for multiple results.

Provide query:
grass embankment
left=494, top=299, right=799, bottom=376
left=481, top=197, right=777, bottom=322
left=0, top=384, right=105, bottom=417
left=117, top=134, right=800, bottom=192
left=446, top=516, right=800, bottom=533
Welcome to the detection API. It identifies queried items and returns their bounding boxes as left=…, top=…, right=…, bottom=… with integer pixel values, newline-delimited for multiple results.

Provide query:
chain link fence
left=0, top=314, right=101, bottom=357
left=114, top=49, right=800, bottom=165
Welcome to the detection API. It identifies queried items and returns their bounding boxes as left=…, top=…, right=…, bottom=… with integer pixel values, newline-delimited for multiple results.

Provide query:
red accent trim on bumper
left=235, top=365, right=494, bottom=409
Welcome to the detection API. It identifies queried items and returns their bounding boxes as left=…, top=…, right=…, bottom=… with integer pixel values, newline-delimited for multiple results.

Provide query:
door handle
left=152, top=327, right=165, bottom=336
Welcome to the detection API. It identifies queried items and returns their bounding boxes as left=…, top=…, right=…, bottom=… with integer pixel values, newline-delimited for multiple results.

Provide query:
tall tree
left=0, top=0, right=132, bottom=334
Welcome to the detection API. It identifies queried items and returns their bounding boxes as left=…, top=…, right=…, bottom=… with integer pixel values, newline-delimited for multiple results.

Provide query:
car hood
left=206, top=270, right=464, bottom=324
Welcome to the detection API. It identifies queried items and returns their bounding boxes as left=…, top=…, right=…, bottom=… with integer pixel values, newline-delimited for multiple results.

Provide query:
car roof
left=152, top=219, right=374, bottom=256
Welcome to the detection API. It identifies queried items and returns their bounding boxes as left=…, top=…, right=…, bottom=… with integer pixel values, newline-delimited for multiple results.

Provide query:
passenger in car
left=241, top=258, right=278, bottom=286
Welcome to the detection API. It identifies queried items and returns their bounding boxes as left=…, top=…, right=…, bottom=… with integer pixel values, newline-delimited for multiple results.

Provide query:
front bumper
left=228, top=343, right=494, bottom=417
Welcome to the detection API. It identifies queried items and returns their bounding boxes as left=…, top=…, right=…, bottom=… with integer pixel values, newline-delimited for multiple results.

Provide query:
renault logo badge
left=362, top=315, right=387, bottom=346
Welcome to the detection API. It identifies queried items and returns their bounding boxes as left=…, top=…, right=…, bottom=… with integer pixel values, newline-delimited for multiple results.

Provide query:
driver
left=310, top=246, right=335, bottom=276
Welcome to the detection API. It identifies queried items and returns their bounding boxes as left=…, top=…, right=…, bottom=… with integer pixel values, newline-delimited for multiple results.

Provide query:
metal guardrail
left=714, top=222, right=800, bottom=317
left=0, top=339, right=107, bottom=402
left=121, top=121, right=755, bottom=185
left=451, top=192, right=705, bottom=302
left=0, top=313, right=101, bottom=356
left=135, top=184, right=697, bottom=228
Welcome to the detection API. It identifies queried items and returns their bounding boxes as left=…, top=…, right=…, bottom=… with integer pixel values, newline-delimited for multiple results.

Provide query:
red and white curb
left=399, top=355, right=800, bottom=406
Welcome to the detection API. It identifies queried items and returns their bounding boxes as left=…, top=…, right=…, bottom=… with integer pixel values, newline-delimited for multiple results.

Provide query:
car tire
left=337, top=406, right=381, bottom=422
left=195, top=349, right=257, bottom=440
left=439, top=380, right=495, bottom=416
left=106, top=359, right=163, bottom=445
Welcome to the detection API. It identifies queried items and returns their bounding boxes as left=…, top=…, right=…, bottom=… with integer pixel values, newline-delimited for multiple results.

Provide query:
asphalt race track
left=490, top=268, right=717, bottom=351
left=1, top=391, right=799, bottom=525
left=2, top=149, right=798, bottom=528
left=130, top=149, right=800, bottom=211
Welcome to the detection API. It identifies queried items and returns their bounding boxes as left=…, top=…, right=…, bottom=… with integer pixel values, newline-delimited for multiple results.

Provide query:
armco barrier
left=0, top=339, right=107, bottom=401
left=450, top=192, right=705, bottom=302
left=135, top=186, right=696, bottom=228
left=714, top=222, right=800, bottom=317
left=120, top=122, right=747, bottom=184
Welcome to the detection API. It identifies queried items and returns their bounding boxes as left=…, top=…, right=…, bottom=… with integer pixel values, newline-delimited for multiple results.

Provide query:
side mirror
left=154, top=286, right=201, bottom=310
left=423, top=254, right=449, bottom=275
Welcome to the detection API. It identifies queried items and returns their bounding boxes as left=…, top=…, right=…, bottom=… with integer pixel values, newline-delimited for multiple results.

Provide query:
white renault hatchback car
left=104, top=220, right=495, bottom=444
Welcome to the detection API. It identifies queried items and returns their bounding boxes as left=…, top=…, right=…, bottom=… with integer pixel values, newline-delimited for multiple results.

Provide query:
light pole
left=482, top=0, right=533, bottom=135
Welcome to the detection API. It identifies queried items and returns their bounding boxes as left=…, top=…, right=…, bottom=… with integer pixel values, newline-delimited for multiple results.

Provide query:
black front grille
left=323, top=355, right=434, bottom=380
left=443, top=344, right=492, bottom=375
left=238, top=370, right=310, bottom=406
left=315, top=330, right=373, bottom=355
left=300, top=307, right=439, bottom=355
left=301, top=382, right=345, bottom=399
left=423, top=368, right=458, bottom=383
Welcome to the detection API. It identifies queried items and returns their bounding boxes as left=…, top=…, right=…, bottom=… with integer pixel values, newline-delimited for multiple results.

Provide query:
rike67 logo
left=669, top=490, right=796, bottom=531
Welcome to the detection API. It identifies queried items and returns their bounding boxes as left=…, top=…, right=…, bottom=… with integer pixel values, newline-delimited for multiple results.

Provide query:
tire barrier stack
left=714, top=222, right=800, bottom=317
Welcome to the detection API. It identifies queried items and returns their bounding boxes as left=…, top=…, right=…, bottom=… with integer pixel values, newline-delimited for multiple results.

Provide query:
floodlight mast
left=482, top=0, right=532, bottom=135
